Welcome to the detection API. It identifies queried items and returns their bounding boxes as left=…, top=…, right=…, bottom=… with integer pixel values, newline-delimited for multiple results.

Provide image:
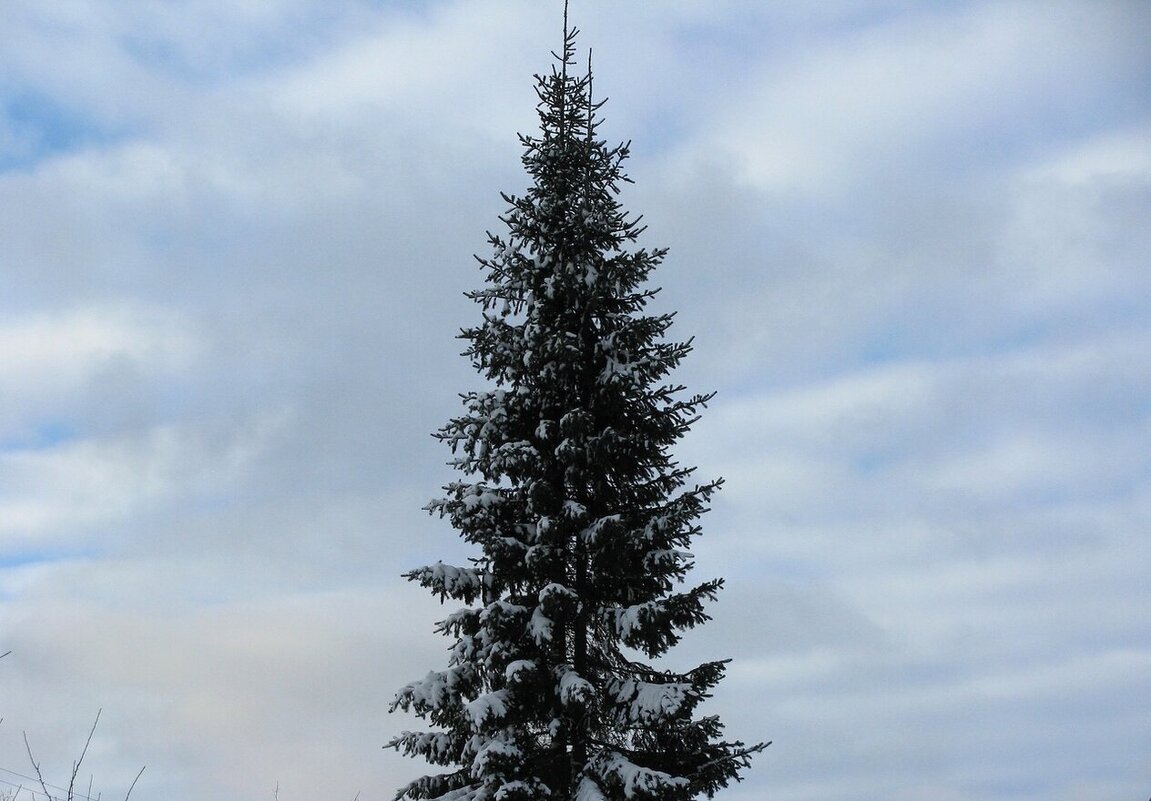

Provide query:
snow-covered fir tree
left=389, top=13, right=766, bottom=801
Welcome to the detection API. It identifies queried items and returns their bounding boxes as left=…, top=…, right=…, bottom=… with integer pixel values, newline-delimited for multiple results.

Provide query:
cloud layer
left=2, top=1, right=1149, bottom=799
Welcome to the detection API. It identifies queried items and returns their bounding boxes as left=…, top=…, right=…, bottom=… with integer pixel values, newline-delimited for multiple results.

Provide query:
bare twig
left=22, top=731, right=52, bottom=801
left=122, top=767, right=144, bottom=801
left=66, top=710, right=101, bottom=801
left=20, top=710, right=140, bottom=801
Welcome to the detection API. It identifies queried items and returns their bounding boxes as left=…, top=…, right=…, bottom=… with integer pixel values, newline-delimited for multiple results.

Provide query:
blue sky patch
left=0, top=420, right=78, bottom=452
left=0, top=91, right=112, bottom=171
left=0, top=550, right=61, bottom=570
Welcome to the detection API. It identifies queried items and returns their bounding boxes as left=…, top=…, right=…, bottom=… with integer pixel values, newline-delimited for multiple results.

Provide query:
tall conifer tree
left=389, top=9, right=765, bottom=801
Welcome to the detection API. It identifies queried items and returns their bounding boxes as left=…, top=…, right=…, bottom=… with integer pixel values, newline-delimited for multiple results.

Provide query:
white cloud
left=699, top=1, right=1151, bottom=196
left=265, top=2, right=548, bottom=126
left=0, top=305, right=192, bottom=387
left=0, top=2, right=1149, bottom=800
left=0, top=413, right=288, bottom=551
left=0, top=306, right=199, bottom=440
left=1028, top=123, right=1151, bottom=186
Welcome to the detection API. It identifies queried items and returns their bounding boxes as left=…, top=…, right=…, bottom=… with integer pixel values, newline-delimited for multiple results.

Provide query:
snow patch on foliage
left=462, top=487, right=504, bottom=511
left=494, top=780, right=537, bottom=801
left=608, top=677, right=693, bottom=723
left=609, top=600, right=658, bottom=640
left=395, top=664, right=476, bottom=712
left=563, top=499, right=588, bottom=518
left=557, top=667, right=594, bottom=705
left=415, top=562, right=486, bottom=597
left=580, top=514, right=620, bottom=543
left=479, top=599, right=528, bottom=623
left=429, top=786, right=479, bottom=801
left=598, top=751, right=688, bottom=799
left=465, top=689, right=509, bottom=727
left=470, top=736, right=521, bottom=778
left=528, top=605, right=554, bottom=644
left=539, top=582, right=576, bottom=603
left=504, top=659, right=535, bottom=682
left=575, top=775, right=608, bottom=801
left=393, top=730, right=457, bottom=762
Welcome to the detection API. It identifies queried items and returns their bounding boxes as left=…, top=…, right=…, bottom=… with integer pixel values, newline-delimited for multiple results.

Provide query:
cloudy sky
left=1, top=1, right=1149, bottom=799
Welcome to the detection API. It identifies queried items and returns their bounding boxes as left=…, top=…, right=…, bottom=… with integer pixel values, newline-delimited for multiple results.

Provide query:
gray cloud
left=1, top=1, right=1148, bottom=799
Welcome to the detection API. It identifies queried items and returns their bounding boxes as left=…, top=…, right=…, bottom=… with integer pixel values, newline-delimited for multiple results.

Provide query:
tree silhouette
left=390, top=9, right=766, bottom=800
